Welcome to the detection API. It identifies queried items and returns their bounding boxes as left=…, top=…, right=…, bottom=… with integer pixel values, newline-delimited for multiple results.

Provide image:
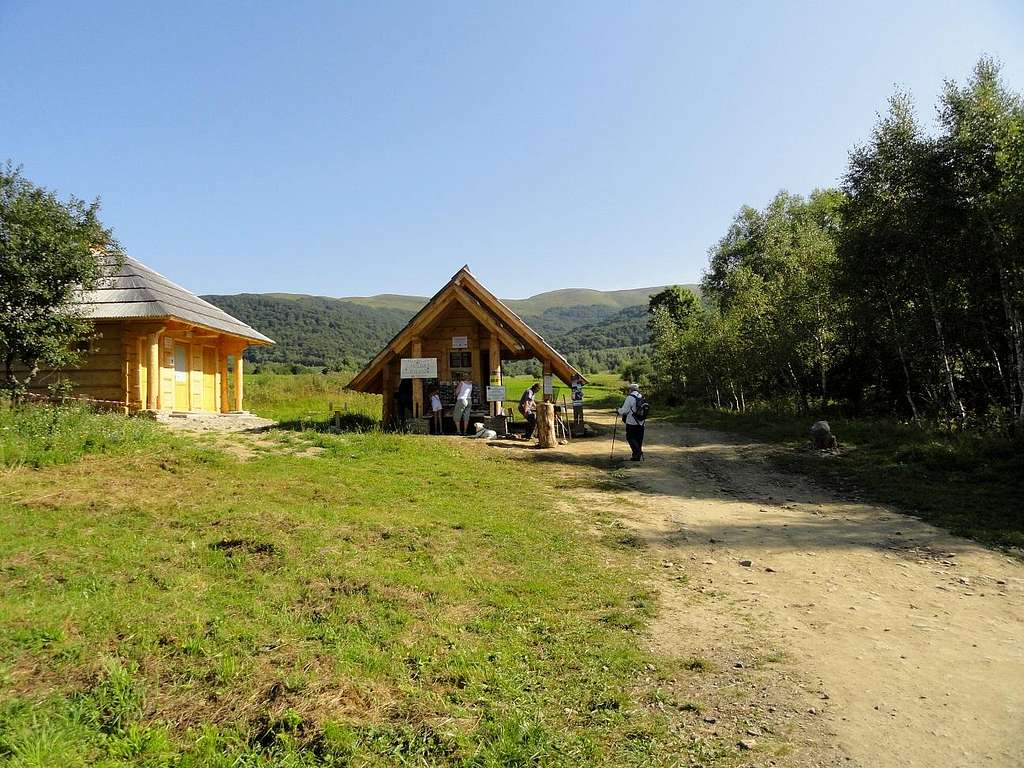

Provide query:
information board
left=399, top=357, right=438, bottom=379
left=543, top=374, right=553, bottom=395
left=485, top=386, right=506, bottom=402
left=451, top=335, right=468, bottom=349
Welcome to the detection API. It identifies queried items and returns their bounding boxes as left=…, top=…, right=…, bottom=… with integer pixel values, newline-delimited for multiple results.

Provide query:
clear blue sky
left=3, top=2, right=1022, bottom=298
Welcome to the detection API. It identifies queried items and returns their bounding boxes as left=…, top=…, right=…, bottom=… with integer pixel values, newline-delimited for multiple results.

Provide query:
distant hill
left=334, top=285, right=668, bottom=317
left=203, top=284, right=698, bottom=372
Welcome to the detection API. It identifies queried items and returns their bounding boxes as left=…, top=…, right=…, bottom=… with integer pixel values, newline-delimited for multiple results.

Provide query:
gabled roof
left=347, top=266, right=585, bottom=392
left=76, top=253, right=273, bottom=344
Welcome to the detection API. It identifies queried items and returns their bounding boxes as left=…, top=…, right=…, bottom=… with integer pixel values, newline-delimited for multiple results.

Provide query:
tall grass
left=244, top=372, right=381, bottom=425
left=0, top=402, right=163, bottom=468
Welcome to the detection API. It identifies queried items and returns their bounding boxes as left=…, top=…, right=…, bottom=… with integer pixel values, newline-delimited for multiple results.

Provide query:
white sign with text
left=400, top=358, right=438, bottom=379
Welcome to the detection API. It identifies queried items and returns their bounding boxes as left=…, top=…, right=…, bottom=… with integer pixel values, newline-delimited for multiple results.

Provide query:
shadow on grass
left=274, top=413, right=378, bottom=433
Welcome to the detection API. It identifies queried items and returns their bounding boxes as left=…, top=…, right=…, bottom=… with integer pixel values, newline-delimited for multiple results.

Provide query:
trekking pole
left=610, top=419, right=618, bottom=460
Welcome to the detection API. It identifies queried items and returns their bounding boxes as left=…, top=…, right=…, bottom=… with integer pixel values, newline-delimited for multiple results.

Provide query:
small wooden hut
left=23, top=253, right=273, bottom=413
left=346, top=267, right=586, bottom=428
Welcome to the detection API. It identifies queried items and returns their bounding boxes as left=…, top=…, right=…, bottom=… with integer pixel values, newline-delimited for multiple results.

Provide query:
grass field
left=500, top=373, right=626, bottom=413
left=245, top=372, right=380, bottom=426
left=244, top=372, right=627, bottom=428
left=0, top=401, right=726, bottom=767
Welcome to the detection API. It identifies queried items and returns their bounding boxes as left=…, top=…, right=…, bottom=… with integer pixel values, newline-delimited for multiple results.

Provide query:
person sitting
left=518, top=383, right=540, bottom=441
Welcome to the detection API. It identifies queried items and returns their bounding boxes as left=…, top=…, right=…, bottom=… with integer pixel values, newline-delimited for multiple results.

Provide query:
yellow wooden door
left=202, top=347, right=217, bottom=412
left=173, top=343, right=190, bottom=411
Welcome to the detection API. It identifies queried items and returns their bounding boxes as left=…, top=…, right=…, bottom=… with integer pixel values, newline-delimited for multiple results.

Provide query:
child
left=429, top=387, right=443, bottom=435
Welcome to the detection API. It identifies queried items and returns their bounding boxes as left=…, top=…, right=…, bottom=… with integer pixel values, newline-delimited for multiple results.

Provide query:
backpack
left=625, top=392, right=650, bottom=423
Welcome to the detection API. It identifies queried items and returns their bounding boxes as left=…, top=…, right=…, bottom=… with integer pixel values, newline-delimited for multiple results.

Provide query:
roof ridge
left=76, top=253, right=274, bottom=344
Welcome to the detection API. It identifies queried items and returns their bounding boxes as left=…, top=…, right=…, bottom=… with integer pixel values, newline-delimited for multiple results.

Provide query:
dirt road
left=504, top=413, right=1024, bottom=767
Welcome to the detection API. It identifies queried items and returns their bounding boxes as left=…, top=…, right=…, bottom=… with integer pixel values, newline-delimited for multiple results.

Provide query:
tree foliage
left=649, top=58, right=1024, bottom=434
left=0, top=165, right=116, bottom=401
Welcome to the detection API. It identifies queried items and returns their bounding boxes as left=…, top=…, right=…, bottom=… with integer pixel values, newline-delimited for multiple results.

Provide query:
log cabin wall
left=16, top=319, right=250, bottom=414
left=19, top=321, right=126, bottom=405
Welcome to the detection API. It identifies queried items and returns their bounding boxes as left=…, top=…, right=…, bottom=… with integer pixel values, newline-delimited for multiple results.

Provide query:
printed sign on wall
left=451, top=336, right=468, bottom=349
left=485, top=386, right=506, bottom=402
left=543, top=374, right=553, bottom=395
left=400, top=357, right=438, bottom=379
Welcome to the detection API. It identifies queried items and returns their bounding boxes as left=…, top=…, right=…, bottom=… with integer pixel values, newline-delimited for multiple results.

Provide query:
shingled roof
left=76, top=253, right=273, bottom=344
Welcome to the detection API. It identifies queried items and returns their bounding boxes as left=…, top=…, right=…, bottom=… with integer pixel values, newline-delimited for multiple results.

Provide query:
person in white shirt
left=617, top=383, right=646, bottom=460
left=429, top=387, right=443, bottom=435
left=453, top=378, right=473, bottom=435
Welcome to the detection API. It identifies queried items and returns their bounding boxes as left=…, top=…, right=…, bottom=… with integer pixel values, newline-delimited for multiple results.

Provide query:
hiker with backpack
left=618, top=383, right=649, bottom=461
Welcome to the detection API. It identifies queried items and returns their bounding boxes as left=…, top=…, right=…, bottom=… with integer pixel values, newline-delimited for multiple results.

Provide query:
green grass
left=501, top=373, right=626, bottom=413
left=663, top=400, right=1024, bottom=550
left=245, top=371, right=627, bottom=427
left=0, top=404, right=728, bottom=767
left=245, top=372, right=381, bottom=427
left=0, top=403, right=165, bottom=469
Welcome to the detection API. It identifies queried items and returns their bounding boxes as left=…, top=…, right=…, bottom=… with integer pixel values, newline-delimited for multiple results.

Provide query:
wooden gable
left=346, top=267, right=586, bottom=395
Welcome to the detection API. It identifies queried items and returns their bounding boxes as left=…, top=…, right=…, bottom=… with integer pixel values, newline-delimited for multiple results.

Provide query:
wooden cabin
left=24, top=253, right=273, bottom=413
left=346, top=267, right=586, bottom=429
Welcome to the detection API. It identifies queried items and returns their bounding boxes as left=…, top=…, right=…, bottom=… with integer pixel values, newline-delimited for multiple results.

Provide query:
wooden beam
left=136, top=336, right=145, bottom=411
left=411, top=337, right=424, bottom=419
left=234, top=353, right=244, bottom=412
left=381, top=360, right=393, bottom=426
left=219, top=346, right=229, bottom=413
left=451, top=284, right=525, bottom=354
left=146, top=332, right=160, bottom=410
left=456, top=271, right=586, bottom=385
left=347, top=283, right=465, bottom=392
left=122, top=339, right=131, bottom=413
left=489, top=332, right=502, bottom=417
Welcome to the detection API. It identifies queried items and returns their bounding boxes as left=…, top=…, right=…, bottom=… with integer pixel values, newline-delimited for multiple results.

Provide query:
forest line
left=646, top=58, right=1024, bottom=436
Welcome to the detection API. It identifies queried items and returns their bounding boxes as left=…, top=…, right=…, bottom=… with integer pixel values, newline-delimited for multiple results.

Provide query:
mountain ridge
left=247, top=285, right=674, bottom=317
left=202, top=283, right=699, bottom=372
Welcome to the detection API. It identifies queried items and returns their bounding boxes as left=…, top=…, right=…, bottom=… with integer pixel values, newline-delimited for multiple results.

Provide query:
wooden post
left=234, top=352, right=244, bottom=412
left=381, top=360, right=393, bottom=426
left=147, top=333, right=160, bottom=410
left=411, top=337, right=423, bottom=419
left=136, top=336, right=145, bottom=411
left=536, top=401, right=557, bottom=448
left=122, top=338, right=131, bottom=413
left=219, top=346, right=229, bottom=413
left=489, top=332, right=501, bottom=417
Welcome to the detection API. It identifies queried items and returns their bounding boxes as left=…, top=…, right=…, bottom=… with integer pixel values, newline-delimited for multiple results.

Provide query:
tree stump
left=536, top=402, right=557, bottom=448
